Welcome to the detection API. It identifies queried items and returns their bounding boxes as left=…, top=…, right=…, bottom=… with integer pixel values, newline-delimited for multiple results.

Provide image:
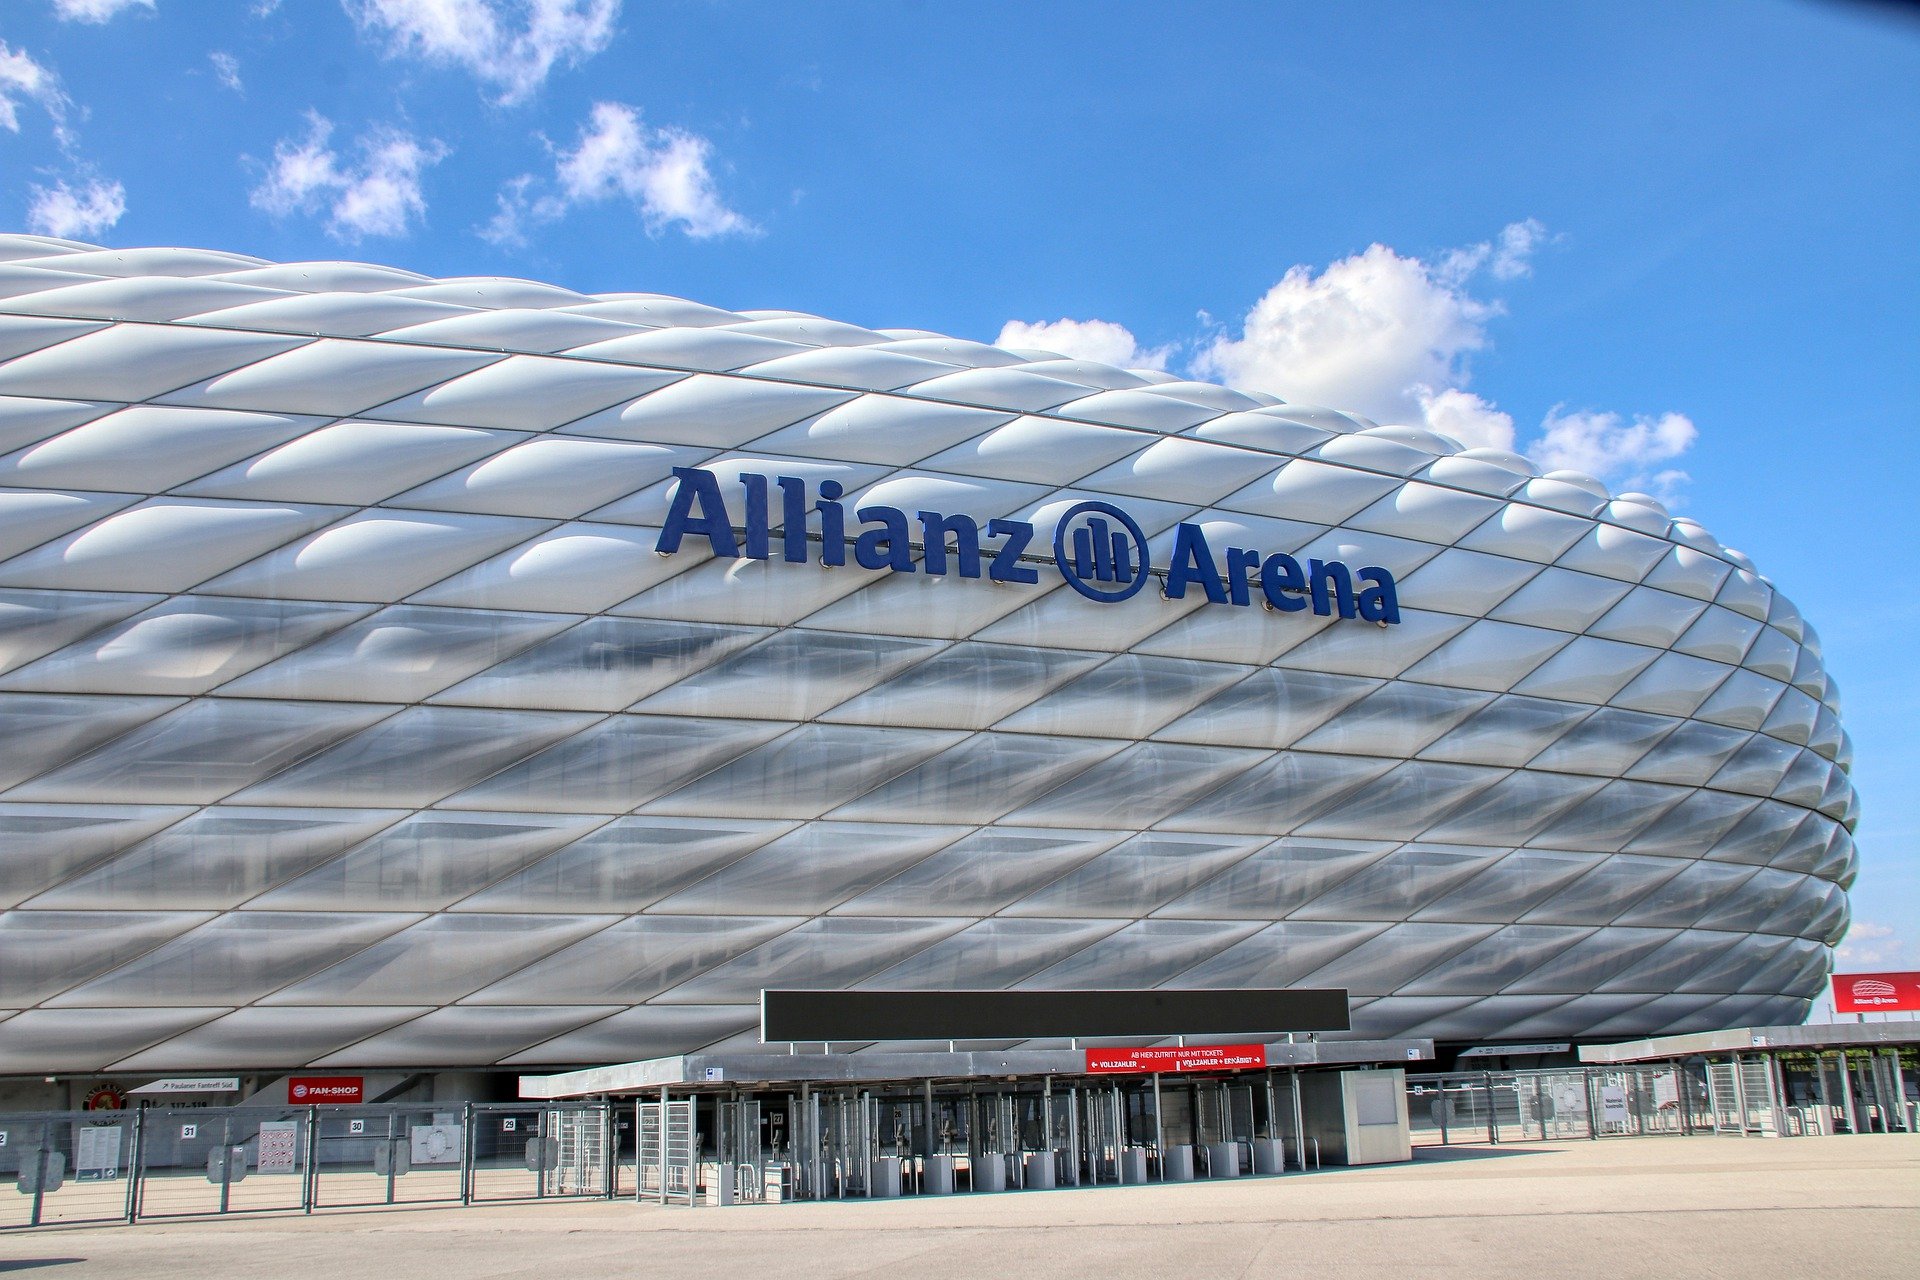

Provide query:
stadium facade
left=0, top=236, right=1857, bottom=1080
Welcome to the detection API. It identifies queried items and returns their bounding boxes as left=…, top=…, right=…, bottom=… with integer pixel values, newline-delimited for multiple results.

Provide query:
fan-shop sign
left=658, top=468, right=1401, bottom=623
left=288, top=1076, right=363, bottom=1104
left=1085, top=1044, right=1268, bottom=1075
left=1832, top=971, right=1920, bottom=1014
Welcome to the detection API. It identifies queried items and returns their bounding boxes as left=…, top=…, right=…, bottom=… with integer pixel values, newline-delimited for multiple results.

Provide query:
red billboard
left=288, top=1075, right=364, bottom=1104
left=1085, top=1044, right=1267, bottom=1075
left=1832, top=971, right=1920, bottom=1014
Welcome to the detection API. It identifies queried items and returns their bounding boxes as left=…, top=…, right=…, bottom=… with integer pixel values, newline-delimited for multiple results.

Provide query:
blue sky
left=3, top=1, right=1915, bottom=1010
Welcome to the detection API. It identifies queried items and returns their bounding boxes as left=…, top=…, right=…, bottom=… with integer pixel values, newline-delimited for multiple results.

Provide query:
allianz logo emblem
left=657, top=467, right=1400, bottom=624
left=1055, top=501, right=1150, bottom=602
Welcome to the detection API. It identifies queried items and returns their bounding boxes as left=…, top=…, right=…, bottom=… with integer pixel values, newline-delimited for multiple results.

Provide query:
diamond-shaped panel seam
left=0, top=236, right=1854, bottom=1071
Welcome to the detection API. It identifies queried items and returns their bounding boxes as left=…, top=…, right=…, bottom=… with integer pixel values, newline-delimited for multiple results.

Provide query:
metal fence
left=0, top=1101, right=622, bottom=1231
left=1407, top=1066, right=1709, bottom=1146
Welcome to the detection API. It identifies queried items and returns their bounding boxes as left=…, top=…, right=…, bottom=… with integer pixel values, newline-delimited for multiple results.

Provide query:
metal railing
left=1406, top=1066, right=1710, bottom=1146
left=1, top=1101, right=622, bottom=1231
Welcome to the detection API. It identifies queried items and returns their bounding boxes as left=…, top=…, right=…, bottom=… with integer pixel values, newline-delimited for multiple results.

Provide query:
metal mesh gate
left=635, top=1101, right=696, bottom=1205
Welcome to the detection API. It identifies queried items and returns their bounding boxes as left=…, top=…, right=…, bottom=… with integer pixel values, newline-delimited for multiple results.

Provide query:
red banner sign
left=1832, top=971, right=1920, bottom=1014
left=288, top=1075, right=364, bottom=1104
left=1085, top=1044, right=1267, bottom=1075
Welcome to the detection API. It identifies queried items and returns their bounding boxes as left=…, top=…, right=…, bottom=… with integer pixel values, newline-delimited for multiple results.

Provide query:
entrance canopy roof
left=520, top=1037, right=1433, bottom=1098
left=1579, top=1020, right=1920, bottom=1064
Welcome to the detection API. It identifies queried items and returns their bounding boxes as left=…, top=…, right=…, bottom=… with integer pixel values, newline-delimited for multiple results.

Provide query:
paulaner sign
left=657, top=467, right=1401, bottom=623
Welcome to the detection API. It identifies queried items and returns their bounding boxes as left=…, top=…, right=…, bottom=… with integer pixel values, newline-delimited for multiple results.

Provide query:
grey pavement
left=4, top=1136, right=1917, bottom=1279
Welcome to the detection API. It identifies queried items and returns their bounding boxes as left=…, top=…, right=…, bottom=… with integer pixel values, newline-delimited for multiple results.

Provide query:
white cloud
left=1529, top=407, right=1697, bottom=495
left=251, top=112, right=447, bottom=241
left=347, top=0, right=620, bottom=105
left=486, top=101, right=752, bottom=245
left=995, top=318, right=1171, bottom=371
left=1415, top=386, right=1516, bottom=452
left=1193, top=238, right=1516, bottom=444
left=26, top=176, right=124, bottom=238
left=52, top=0, right=155, bottom=22
left=0, top=40, right=66, bottom=135
left=1031, top=222, right=1699, bottom=490
left=210, top=51, right=242, bottom=92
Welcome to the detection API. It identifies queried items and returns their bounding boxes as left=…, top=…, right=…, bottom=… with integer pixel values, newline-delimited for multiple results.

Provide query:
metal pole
left=659, top=1085, right=670, bottom=1205
left=1885, top=1051, right=1910, bottom=1133
left=1840, top=1052, right=1860, bottom=1135
left=603, top=1102, right=617, bottom=1200
left=1290, top=1069, right=1306, bottom=1172
left=1761, top=1052, right=1785, bottom=1137
left=29, top=1122, right=47, bottom=1228
left=1482, top=1072, right=1498, bottom=1144
left=1815, top=1051, right=1834, bottom=1135
left=923, top=1078, right=935, bottom=1163
left=1729, top=1053, right=1749, bottom=1136
left=1584, top=1071, right=1599, bottom=1140
left=1152, top=1073, right=1164, bottom=1180
left=303, top=1106, right=319, bottom=1211
left=220, top=1113, right=234, bottom=1215
left=1065, top=1085, right=1080, bottom=1186
left=124, top=1105, right=144, bottom=1223
left=461, top=1102, right=474, bottom=1204
left=860, top=1091, right=872, bottom=1197
left=1042, top=1076, right=1054, bottom=1185
left=383, top=1110, right=398, bottom=1204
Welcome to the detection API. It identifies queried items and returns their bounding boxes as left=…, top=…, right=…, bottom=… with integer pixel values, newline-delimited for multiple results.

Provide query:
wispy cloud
left=251, top=111, right=447, bottom=241
left=1837, top=921, right=1911, bottom=970
left=52, top=0, right=155, bottom=23
left=485, top=101, right=753, bottom=245
left=27, top=176, right=125, bottom=238
left=1530, top=407, right=1697, bottom=502
left=347, top=0, right=620, bottom=105
left=0, top=40, right=67, bottom=136
left=210, top=51, right=243, bottom=93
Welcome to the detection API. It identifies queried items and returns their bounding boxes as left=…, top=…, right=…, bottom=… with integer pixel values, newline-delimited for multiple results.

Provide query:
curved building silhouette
left=0, top=236, right=1857, bottom=1076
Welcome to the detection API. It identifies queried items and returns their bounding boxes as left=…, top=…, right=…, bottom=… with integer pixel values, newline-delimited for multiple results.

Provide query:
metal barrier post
left=385, top=1110, right=399, bottom=1204
left=1290, top=1070, right=1306, bottom=1171
left=28, top=1122, right=48, bottom=1229
left=1438, top=1079, right=1450, bottom=1145
left=602, top=1102, right=617, bottom=1200
left=303, top=1106, right=319, bottom=1211
left=218, top=1114, right=233, bottom=1215
left=659, top=1086, right=671, bottom=1206
left=461, top=1103, right=474, bottom=1205
left=125, top=1105, right=145, bottom=1223
left=1584, top=1072, right=1599, bottom=1140
left=1886, top=1051, right=1911, bottom=1132
left=1151, top=1074, right=1164, bottom=1181
left=1676, top=1063, right=1694, bottom=1135
left=1482, top=1073, right=1498, bottom=1144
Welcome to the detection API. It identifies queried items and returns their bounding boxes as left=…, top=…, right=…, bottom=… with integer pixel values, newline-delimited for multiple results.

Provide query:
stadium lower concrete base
left=8, top=1136, right=1915, bottom=1280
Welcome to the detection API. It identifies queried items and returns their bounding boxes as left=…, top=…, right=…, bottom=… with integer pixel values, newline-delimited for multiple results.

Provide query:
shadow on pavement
left=1410, top=1145, right=1550, bottom=1163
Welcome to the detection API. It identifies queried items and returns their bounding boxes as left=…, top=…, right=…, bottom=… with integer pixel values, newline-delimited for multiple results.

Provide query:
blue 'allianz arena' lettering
left=657, top=467, right=1398, bottom=623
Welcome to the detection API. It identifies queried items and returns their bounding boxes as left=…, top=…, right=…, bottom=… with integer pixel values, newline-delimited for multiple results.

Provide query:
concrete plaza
left=4, top=1136, right=1916, bottom=1279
